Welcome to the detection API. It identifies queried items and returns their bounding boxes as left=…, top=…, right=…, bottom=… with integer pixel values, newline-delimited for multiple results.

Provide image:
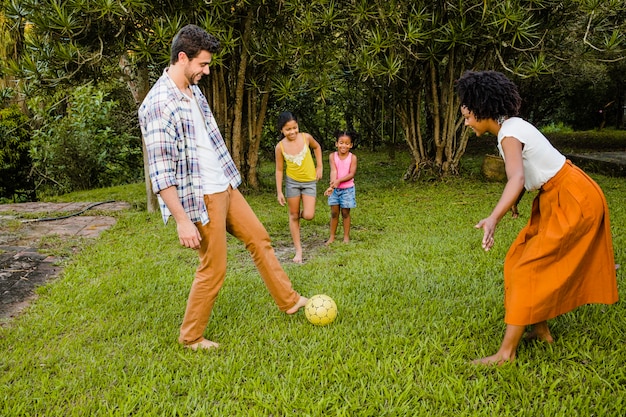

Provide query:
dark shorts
left=327, top=186, right=356, bottom=208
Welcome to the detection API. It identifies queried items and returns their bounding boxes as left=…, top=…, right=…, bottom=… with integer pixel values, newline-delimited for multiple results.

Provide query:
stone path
left=0, top=201, right=130, bottom=321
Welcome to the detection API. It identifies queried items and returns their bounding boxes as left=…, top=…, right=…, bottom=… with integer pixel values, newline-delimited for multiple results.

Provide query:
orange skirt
left=503, top=161, right=618, bottom=326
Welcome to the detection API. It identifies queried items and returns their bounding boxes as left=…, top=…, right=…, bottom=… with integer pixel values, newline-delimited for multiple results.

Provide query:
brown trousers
left=179, top=187, right=300, bottom=345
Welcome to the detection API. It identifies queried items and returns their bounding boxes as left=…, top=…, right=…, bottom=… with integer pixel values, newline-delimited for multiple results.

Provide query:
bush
left=29, top=84, right=143, bottom=195
left=545, top=129, right=626, bottom=152
left=0, top=105, right=35, bottom=202
left=539, top=122, right=573, bottom=134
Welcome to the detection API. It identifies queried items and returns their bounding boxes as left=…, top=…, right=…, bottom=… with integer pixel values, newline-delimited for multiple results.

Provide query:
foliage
left=338, top=1, right=602, bottom=178
left=518, top=51, right=626, bottom=130
left=1, top=0, right=624, bottom=197
left=28, top=83, right=142, bottom=195
left=0, top=149, right=624, bottom=415
left=546, top=129, right=626, bottom=152
left=0, top=104, right=34, bottom=202
left=539, top=122, right=574, bottom=134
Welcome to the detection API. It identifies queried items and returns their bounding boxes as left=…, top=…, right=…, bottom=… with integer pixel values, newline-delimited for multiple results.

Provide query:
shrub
left=0, top=105, right=35, bottom=202
left=29, top=84, right=143, bottom=195
left=539, top=122, right=573, bottom=134
left=545, top=129, right=626, bottom=152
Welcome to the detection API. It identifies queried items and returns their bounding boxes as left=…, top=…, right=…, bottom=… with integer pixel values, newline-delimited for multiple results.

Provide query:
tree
left=330, top=0, right=626, bottom=179
left=515, top=0, right=626, bottom=130
left=5, top=0, right=347, bottom=207
left=4, top=0, right=624, bottom=198
left=337, top=0, right=599, bottom=179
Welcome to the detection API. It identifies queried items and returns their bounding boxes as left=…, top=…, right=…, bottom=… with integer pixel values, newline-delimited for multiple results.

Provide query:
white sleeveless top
left=497, top=117, right=565, bottom=191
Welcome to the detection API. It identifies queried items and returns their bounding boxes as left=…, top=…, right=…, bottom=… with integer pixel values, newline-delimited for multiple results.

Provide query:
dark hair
left=456, top=70, right=521, bottom=121
left=170, top=24, right=220, bottom=65
left=277, top=111, right=298, bottom=139
left=334, top=130, right=358, bottom=145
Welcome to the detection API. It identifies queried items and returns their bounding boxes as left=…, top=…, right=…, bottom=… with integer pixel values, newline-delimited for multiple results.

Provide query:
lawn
left=1, top=148, right=624, bottom=416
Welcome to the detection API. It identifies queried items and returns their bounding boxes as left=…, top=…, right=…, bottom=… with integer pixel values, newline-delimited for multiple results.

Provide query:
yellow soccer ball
left=304, top=294, right=338, bottom=326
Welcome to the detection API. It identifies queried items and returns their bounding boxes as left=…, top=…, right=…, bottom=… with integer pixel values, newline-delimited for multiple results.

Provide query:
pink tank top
left=333, top=152, right=354, bottom=189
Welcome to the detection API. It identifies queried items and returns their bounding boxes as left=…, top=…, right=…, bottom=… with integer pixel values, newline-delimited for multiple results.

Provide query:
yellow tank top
left=280, top=135, right=316, bottom=182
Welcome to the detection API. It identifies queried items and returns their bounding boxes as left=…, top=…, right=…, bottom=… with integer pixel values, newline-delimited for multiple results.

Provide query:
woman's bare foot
left=325, top=238, right=335, bottom=246
left=472, top=324, right=524, bottom=365
left=342, top=237, right=350, bottom=243
left=286, top=296, right=308, bottom=314
left=185, top=338, right=219, bottom=351
left=523, top=323, right=554, bottom=343
left=471, top=352, right=515, bottom=366
left=292, top=253, right=303, bottom=263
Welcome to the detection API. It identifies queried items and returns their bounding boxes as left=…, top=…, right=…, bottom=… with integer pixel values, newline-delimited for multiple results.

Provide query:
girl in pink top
left=324, top=131, right=358, bottom=244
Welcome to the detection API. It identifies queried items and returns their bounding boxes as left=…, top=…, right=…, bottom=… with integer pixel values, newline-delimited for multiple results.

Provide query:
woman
left=456, top=70, right=618, bottom=365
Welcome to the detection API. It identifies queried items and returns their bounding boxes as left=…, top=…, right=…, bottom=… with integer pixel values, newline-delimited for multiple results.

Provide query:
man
left=138, top=24, right=308, bottom=351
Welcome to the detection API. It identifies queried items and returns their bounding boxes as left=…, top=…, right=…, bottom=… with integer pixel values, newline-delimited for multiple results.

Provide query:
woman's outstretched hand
left=475, top=217, right=497, bottom=251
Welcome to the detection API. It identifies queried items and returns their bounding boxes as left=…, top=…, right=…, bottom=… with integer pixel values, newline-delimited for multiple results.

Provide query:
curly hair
left=456, top=70, right=521, bottom=121
left=170, top=24, right=221, bottom=65
left=334, top=130, right=358, bottom=146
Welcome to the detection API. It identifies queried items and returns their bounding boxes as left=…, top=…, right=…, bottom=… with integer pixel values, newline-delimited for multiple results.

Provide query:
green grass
left=1, top=149, right=624, bottom=416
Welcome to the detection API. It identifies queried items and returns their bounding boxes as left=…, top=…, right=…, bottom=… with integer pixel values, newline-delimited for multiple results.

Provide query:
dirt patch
left=0, top=246, right=61, bottom=320
left=0, top=201, right=130, bottom=322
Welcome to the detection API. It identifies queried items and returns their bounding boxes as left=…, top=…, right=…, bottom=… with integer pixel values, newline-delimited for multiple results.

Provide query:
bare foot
left=471, top=352, right=514, bottom=366
left=293, top=253, right=303, bottom=263
left=325, top=238, right=335, bottom=246
left=286, top=296, right=308, bottom=314
left=523, top=328, right=554, bottom=343
left=185, top=338, right=219, bottom=351
left=342, top=238, right=350, bottom=243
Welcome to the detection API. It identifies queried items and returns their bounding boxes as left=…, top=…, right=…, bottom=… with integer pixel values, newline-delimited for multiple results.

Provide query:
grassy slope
left=1, top=148, right=624, bottom=416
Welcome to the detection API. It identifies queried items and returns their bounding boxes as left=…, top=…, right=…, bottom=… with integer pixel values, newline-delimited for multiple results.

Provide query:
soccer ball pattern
left=304, top=294, right=338, bottom=326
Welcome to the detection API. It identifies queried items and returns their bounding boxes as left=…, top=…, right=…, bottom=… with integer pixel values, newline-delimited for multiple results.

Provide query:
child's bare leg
left=341, top=208, right=351, bottom=243
left=300, top=194, right=316, bottom=221
left=290, top=194, right=316, bottom=262
left=287, top=197, right=303, bottom=263
left=286, top=296, right=308, bottom=314
left=472, top=324, right=525, bottom=365
left=326, top=205, right=340, bottom=245
left=524, top=321, right=554, bottom=343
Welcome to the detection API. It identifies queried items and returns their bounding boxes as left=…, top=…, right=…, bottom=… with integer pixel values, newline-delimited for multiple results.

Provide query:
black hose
left=21, top=200, right=117, bottom=223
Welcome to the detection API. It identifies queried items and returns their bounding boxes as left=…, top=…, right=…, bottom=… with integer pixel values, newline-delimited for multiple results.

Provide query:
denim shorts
left=285, top=176, right=317, bottom=198
left=327, top=186, right=356, bottom=208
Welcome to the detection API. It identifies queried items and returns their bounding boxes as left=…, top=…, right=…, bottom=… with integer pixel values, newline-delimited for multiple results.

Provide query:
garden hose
left=20, top=200, right=117, bottom=223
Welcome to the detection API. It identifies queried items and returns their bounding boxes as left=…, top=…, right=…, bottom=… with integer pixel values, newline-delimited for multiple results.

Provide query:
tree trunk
left=246, top=78, right=271, bottom=189
left=398, top=91, right=424, bottom=180
left=120, top=54, right=157, bottom=213
left=429, top=60, right=445, bottom=171
left=230, top=12, right=253, bottom=174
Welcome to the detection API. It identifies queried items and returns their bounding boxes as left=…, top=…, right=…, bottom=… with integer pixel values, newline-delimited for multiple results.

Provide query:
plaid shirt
left=138, top=69, right=241, bottom=225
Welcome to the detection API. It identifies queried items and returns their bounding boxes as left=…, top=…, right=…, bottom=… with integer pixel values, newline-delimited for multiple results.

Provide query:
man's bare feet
left=185, top=338, right=219, bottom=351
left=286, top=296, right=308, bottom=314
left=471, top=352, right=515, bottom=366
left=293, top=253, right=303, bottom=263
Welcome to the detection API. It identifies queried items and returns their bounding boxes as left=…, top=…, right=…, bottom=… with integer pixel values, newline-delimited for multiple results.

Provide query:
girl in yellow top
left=275, top=112, right=323, bottom=263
